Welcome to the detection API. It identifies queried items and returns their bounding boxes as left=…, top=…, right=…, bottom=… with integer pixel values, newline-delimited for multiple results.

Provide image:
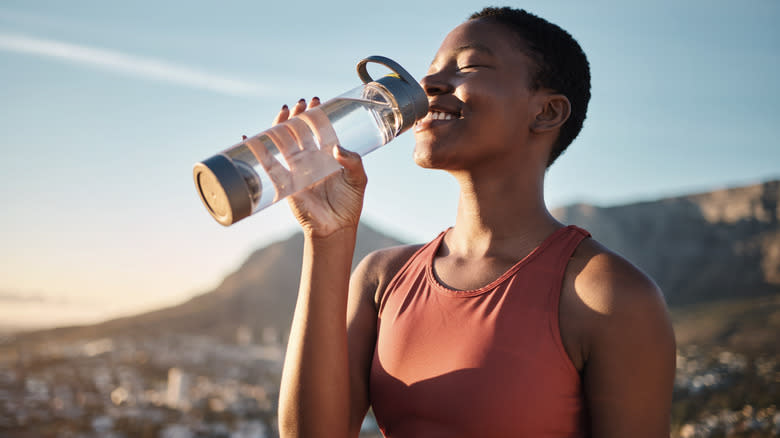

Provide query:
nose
left=420, top=70, right=454, bottom=96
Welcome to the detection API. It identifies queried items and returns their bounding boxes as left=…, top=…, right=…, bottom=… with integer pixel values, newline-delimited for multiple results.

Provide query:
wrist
left=300, top=226, right=358, bottom=299
left=303, top=223, right=359, bottom=241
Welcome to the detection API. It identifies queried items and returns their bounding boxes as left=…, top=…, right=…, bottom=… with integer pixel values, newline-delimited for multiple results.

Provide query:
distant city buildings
left=0, top=330, right=285, bottom=437
left=0, top=331, right=776, bottom=437
left=166, top=367, right=190, bottom=410
left=236, top=326, right=253, bottom=347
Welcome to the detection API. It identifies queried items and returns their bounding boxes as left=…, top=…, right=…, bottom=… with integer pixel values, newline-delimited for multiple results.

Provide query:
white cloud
left=0, top=290, right=47, bottom=303
left=0, top=289, right=72, bottom=304
left=0, top=32, right=272, bottom=97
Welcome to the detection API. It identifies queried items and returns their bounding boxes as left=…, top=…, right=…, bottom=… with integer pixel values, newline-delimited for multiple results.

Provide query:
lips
left=415, top=105, right=462, bottom=132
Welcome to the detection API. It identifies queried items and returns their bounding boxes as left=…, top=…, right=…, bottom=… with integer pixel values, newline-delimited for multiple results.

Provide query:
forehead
left=432, top=18, right=526, bottom=63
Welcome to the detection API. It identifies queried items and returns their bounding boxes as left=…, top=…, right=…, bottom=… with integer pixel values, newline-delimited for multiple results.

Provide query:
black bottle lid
left=193, top=154, right=252, bottom=226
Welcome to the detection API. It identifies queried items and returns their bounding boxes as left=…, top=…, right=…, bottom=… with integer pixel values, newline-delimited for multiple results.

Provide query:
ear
left=530, top=94, right=571, bottom=133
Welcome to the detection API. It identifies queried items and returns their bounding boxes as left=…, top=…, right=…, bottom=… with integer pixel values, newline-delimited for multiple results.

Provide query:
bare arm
left=276, top=98, right=368, bottom=437
left=280, top=235, right=415, bottom=437
left=345, top=252, right=383, bottom=436
left=279, top=228, right=357, bottom=437
left=573, top=250, right=676, bottom=437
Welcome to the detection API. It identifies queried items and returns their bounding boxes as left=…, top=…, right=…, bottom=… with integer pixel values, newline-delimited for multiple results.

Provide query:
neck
left=446, top=164, right=560, bottom=258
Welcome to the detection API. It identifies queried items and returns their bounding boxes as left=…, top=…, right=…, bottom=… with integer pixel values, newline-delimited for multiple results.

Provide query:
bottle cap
left=193, top=154, right=252, bottom=226
left=357, top=56, right=428, bottom=134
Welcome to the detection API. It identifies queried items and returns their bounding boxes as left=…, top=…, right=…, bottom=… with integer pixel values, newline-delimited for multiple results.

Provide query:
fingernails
left=298, top=98, right=306, bottom=104
left=312, top=96, right=320, bottom=102
left=282, top=104, right=288, bottom=110
left=242, top=135, right=247, bottom=140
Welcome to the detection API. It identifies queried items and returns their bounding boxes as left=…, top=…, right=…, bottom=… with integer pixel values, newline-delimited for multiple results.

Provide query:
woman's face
left=413, top=18, right=543, bottom=172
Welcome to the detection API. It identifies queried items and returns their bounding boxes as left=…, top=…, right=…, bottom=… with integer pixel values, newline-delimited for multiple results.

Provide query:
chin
left=412, top=138, right=443, bottom=167
left=412, top=148, right=436, bottom=169
left=414, top=134, right=475, bottom=169
left=413, top=146, right=462, bottom=171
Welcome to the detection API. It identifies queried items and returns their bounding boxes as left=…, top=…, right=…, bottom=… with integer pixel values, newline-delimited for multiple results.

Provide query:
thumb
left=333, top=145, right=367, bottom=188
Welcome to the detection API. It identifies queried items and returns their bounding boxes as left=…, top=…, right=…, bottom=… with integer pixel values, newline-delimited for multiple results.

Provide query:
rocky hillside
left=553, top=180, right=780, bottom=306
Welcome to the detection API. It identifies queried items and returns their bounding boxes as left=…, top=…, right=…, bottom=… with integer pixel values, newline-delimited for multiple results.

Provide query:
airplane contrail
left=0, top=32, right=273, bottom=98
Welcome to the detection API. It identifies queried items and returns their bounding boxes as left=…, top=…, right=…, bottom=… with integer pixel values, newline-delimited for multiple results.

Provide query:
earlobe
left=531, top=94, right=571, bottom=133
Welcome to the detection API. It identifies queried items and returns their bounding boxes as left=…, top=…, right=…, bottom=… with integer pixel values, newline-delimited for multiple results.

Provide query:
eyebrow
left=454, top=44, right=494, bottom=56
left=431, top=43, right=495, bottom=65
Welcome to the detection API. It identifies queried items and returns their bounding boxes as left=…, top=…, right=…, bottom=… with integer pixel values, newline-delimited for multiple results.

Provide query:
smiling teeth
left=429, top=111, right=457, bottom=120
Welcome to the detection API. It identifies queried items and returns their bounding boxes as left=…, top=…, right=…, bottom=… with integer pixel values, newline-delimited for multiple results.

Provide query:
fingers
left=274, top=97, right=319, bottom=125
left=272, top=104, right=290, bottom=126
left=290, top=98, right=307, bottom=117
left=333, top=145, right=367, bottom=188
left=293, top=96, right=321, bottom=114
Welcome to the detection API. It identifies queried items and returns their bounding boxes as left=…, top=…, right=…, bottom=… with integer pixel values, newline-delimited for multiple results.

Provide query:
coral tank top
left=369, top=225, right=591, bottom=437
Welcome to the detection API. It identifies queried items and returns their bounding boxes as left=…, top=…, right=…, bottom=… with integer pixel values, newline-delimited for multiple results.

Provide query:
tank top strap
left=542, top=225, right=591, bottom=272
left=377, top=229, right=448, bottom=316
left=535, top=225, right=591, bottom=286
left=540, top=225, right=591, bottom=325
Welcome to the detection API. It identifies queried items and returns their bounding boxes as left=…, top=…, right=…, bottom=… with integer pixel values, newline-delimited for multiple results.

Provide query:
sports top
left=369, top=225, right=591, bottom=437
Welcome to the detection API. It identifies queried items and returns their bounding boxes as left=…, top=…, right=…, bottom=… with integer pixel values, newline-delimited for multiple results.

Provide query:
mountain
left=669, top=293, right=780, bottom=354
left=16, top=179, right=780, bottom=350
left=15, top=223, right=403, bottom=344
left=553, top=180, right=780, bottom=306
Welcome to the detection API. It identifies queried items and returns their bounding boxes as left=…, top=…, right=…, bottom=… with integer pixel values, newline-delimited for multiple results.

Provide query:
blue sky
left=1, top=1, right=778, bottom=329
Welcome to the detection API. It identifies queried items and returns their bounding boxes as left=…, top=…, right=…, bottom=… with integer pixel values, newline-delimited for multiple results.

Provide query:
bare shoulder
left=566, top=236, right=667, bottom=318
left=351, top=243, right=425, bottom=306
left=562, top=237, right=677, bottom=436
left=560, top=235, right=675, bottom=368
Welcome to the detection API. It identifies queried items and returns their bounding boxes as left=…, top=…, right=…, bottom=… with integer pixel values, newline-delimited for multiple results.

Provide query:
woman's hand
left=272, top=97, right=368, bottom=238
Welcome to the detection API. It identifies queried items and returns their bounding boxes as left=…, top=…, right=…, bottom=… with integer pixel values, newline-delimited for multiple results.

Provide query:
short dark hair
left=469, top=7, right=591, bottom=167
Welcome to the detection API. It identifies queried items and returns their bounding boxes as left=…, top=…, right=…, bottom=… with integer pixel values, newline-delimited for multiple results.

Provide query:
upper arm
left=345, top=252, right=380, bottom=435
left=345, top=245, right=420, bottom=436
left=576, top=252, right=676, bottom=437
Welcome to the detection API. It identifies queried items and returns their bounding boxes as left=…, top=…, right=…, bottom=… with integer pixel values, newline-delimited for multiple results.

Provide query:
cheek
left=412, top=132, right=462, bottom=169
left=479, top=92, right=531, bottom=136
left=467, top=96, right=526, bottom=141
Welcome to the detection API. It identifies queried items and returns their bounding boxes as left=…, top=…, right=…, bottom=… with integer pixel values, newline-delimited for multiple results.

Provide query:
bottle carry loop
left=357, top=56, right=419, bottom=85
left=356, top=56, right=428, bottom=134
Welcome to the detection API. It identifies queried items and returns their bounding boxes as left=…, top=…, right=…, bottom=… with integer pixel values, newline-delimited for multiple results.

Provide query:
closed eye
left=457, top=65, right=489, bottom=72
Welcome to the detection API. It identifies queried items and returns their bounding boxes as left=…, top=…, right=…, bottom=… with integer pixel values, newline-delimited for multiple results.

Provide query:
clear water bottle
left=193, top=56, right=428, bottom=226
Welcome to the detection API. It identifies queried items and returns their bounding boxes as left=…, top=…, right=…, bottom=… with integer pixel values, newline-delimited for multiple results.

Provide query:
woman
left=275, top=7, right=675, bottom=437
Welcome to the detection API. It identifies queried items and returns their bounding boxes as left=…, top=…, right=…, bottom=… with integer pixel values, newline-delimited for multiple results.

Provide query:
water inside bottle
left=215, top=91, right=402, bottom=216
left=324, top=95, right=400, bottom=156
